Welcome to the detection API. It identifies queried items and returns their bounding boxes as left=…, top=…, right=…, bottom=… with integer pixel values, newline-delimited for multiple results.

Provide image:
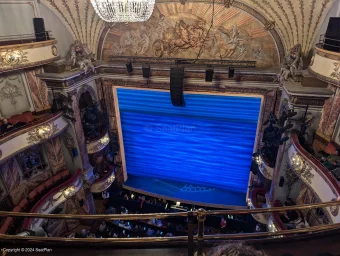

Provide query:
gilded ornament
left=264, top=20, right=275, bottom=31
left=26, top=122, right=59, bottom=145
left=52, top=45, right=58, bottom=56
left=0, top=49, right=28, bottom=67
left=331, top=62, right=340, bottom=81
left=330, top=198, right=339, bottom=217
left=224, top=0, right=234, bottom=8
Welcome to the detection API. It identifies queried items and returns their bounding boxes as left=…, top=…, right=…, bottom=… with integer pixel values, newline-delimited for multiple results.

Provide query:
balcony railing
left=0, top=31, right=54, bottom=46
left=317, top=34, right=340, bottom=53
left=1, top=200, right=340, bottom=256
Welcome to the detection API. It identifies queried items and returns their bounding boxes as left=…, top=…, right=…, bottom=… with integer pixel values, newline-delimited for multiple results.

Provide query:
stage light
left=228, top=67, right=235, bottom=78
left=131, top=193, right=135, bottom=199
left=205, top=68, right=214, bottom=82
left=142, top=65, right=150, bottom=78
left=176, top=201, right=181, bottom=207
left=126, top=62, right=133, bottom=73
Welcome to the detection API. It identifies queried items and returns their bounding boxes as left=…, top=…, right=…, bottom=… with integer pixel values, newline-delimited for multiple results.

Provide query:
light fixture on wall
left=90, top=0, right=155, bottom=23
left=63, top=186, right=76, bottom=199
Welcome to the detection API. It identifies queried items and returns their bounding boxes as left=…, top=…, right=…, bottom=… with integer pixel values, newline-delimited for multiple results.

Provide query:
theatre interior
left=1, top=0, right=340, bottom=255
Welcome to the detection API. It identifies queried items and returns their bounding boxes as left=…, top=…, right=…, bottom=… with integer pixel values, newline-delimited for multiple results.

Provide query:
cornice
left=0, top=40, right=57, bottom=51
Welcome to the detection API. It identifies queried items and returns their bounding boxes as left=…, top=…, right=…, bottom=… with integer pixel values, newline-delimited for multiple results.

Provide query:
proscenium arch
left=96, top=0, right=286, bottom=63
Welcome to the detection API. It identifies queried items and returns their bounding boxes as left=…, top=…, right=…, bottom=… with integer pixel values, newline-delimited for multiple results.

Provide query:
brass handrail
left=1, top=223, right=340, bottom=243
left=1, top=200, right=339, bottom=220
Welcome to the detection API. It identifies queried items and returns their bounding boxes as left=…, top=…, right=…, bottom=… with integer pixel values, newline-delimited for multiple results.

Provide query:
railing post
left=188, top=211, right=195, bottom=256
left=196, top=208, right=206, bottom=256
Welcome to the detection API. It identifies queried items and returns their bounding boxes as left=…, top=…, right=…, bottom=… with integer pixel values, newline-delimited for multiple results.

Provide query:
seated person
left=0, top=118, right=14, bottom=134
left=146, top=228, right=155, bottom=236
left=96, top=221, right=108, bottom=238
left=321, top=150, right=340, bottom=170
left=75, top=229, right=89, bottom=238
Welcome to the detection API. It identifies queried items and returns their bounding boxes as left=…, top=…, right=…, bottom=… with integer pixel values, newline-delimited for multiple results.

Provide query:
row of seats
left=0, top=169, right=70, bottom=234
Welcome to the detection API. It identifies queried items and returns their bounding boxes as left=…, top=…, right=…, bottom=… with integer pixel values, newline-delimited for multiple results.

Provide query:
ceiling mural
left=40, top=0, right=335, bottom=61
left=102, top=3, right=280, bottom=68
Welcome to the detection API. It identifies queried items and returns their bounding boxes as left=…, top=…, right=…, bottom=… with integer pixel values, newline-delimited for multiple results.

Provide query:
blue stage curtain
left=117, top=88, right=261, bottom=193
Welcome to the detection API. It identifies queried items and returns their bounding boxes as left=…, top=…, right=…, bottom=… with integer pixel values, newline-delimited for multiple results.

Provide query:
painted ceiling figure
left=280, top=44, right=304, bottom=82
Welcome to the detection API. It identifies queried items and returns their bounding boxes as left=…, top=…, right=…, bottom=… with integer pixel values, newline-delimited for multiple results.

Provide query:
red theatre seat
left=7, top=111, right=34, bottom=125
left=52, top=173, right=63, bottom=183
left=60, top=169, right=70, bottom=179
left=36, top=184, right=45, bottom=194
left=28, top=190, right=38, bottom=201
left=18, top=198, right=28, bottom=210
left=44, top=178, right=53, bottom=188
left=0, top=217, right=13, bottom=234
left=12, top=206, right=22, bottom=212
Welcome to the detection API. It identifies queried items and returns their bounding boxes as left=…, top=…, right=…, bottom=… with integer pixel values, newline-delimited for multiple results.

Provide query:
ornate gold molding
left=26, top=122, right=59, bottom=145
left=0, top=56, right=60, bottom=72
left=0, top=49, right=28, bottom=68
left=0, top=40, right=57, bottom=51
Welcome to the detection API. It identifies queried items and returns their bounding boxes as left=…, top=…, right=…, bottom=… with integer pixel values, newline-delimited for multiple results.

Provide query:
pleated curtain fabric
left=117, top=88, right=261, bottom=193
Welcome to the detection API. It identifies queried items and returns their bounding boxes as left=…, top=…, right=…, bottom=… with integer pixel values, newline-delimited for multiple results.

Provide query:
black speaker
left=205, top=69, right=214, bottom=82
left=170, top=67, right=185, bottom=107
left=324, top=17, right=340, bottom=52
left=142, top=66, right=150, bottom=78
left=279, top=176, right=285, bottom=187
left=228, top=67, right=235, bottom=78
left=33, top=18, right=48, bottom=42
left=126, top=63, right=133, bottom=73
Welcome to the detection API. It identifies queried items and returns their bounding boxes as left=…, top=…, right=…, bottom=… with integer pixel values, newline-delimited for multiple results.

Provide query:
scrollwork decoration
left=0, top=49, right=28, bottom=67
left=26, top=122, right=59, bottom=145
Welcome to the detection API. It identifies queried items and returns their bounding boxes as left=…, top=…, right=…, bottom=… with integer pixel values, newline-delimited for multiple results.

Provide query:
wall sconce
left=63, top=186, right=76, bottom=199
left=291, top=152, right=303, bottom=171
left=106, top=173, right=115, bottom=185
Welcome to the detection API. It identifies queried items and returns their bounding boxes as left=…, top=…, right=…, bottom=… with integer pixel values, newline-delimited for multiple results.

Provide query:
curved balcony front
left=287, top=134, right=340, bottom=223
left=309, top=43, right=340, bottom=85
left=22, top=169, right=83, bottom=230
left=90, top=167, right=115, bottom=193
left=86, top=132, right=110, bottom=154
left=258, top=151, right=274, bottom=180
left=0, top=33, right=60, bottom=73
left=248, top=188, right=269, bottom=224
left=0, top=112, right=68, bottom=164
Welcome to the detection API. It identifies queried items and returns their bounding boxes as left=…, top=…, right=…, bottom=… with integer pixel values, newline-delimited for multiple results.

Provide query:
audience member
left=208, top=243, right=266, bottom=256
left=0, top=118, right=14, bottom=134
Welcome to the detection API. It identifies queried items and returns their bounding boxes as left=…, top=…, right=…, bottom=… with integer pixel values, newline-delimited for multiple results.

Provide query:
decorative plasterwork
left=288, top=134, right=340, bottom=223
left=25, top=171, right=83, bottom=230
left=0, top=80, right=23, bottom=105
left=289, top=152, right=314, bottom=184
left=0, top=50, right=28, bottom=67
left=0, top=40, right=60, bottom=73
left=0, top=113, right=68, bottom=164
left=309, top=45, right=340, bottom=86
left=86, top=132, right=110, bottom=154
left=26, top=122, right=59, bottom=145
left=330, top=198, right=339, bottom=217
left=258, top=155, right=273, bottom=180
left=90, top=168, right=115, bottom=193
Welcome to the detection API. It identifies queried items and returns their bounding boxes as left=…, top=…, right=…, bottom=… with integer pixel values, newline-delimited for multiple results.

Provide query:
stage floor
left=124, top=175, right=247, bottom=208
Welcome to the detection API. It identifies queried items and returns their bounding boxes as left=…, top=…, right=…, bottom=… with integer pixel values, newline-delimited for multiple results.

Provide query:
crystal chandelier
left=90, top=0, right=155, bottom=23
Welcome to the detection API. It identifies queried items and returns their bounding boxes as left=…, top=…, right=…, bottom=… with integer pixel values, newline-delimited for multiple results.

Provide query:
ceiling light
left=91, top=0, right=155, bottom=23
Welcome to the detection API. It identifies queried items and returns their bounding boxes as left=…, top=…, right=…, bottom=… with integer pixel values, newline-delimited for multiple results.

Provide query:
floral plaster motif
left=44, top=136, right=66, bottom=173
left=26, top=68, right=50, bottom=111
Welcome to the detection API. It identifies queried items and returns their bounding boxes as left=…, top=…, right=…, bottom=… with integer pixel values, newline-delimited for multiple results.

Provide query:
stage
left=124, top=175, right=247, bottom=208
left=115, top=88, right=262, bottom=208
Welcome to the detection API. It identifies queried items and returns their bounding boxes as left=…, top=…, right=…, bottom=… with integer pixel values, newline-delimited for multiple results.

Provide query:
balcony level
left=0, top=31, right=60, bottom=73
left=309, top=36, right=340, bottom=85
left=0, top=112, right=68, bottom=163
